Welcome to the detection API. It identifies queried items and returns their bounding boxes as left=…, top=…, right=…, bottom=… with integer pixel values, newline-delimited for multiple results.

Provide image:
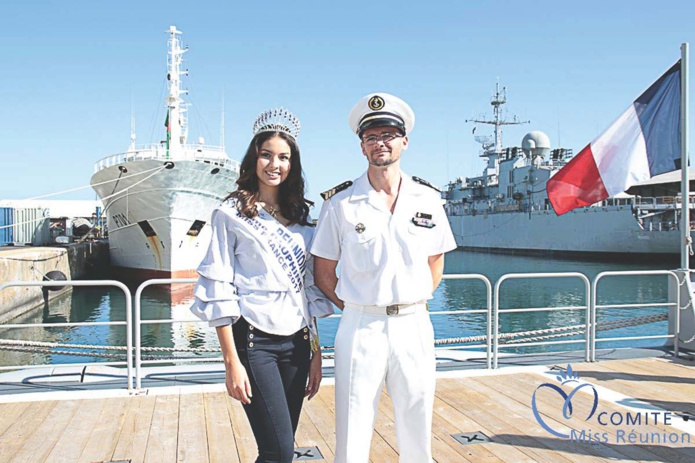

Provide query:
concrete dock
left=0, top=240, right=109, bottom=322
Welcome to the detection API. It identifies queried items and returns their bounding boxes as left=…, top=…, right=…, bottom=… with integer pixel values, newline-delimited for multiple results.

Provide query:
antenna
left=466, top=82, right=529, bottom=155
left=220, top=89, right=225, bottom=152
left=128, top=93, right=136, bottom=152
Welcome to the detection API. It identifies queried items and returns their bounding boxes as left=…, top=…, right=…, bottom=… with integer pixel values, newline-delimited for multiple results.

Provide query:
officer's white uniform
left=312, top=168, right=456, bottom=462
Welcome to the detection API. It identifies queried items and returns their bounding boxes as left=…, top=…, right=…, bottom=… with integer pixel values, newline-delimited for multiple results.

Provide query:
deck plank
left=437, top=377, right=576, bottom=463
left=111, top=394, right=156, bottom=463
left=572, top=359, right=695, bottom=414
left=377, top=388, right=478, bottom=463
left=144, top=394, right=180, bottom=463
left=295, top=395, right=334, bottom=461
left=226, top=393, right=258, bottom=462
left=303, top=385, right=338, bottom=457
left=8, top=399, right=80, bottom=463
left=77, top=396, right=130, bottom=463
left=0, top=401, right=30, bottom=437
left=369, top=391, right=404, bottom=463
left=480, top=372, right=668, bottom=462
left=177, top=392, right=209, bottom=463
left=204, top=392, right=239, bottom=463
left=45, top=396, right=107, bottom=462
left=432, top=394, right=530, bottom=463
left=0, top=355, right=692, bottom=463
left=510, top=377, right=695, bottom=462
left=0, top=400, right=56, bottom=463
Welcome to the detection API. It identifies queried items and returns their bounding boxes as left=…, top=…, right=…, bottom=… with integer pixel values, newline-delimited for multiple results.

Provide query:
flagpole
left=681, top=42, right=690, bottom=270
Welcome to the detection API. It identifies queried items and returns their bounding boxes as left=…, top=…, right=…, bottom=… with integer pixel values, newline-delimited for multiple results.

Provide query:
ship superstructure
left=90, top=26, right=239, bottom=281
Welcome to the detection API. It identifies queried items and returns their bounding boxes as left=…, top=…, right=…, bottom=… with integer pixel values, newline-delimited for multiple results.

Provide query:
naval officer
left=311, top=93, right=457, bottom=462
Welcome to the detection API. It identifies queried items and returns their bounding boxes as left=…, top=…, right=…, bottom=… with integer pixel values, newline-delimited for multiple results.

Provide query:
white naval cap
left=348, top=92, right=415, bottom=137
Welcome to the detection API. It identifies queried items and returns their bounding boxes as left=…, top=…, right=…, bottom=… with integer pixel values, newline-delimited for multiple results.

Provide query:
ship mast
left=466, top=82, right=529, bottom=155
left=165, top=26, right=189, bottom=156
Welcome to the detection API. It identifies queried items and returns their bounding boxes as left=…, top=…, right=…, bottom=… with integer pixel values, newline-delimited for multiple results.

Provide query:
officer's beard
left=368, top=151, right=399, bottom=167
left=370, top=157, right=397, bottom=167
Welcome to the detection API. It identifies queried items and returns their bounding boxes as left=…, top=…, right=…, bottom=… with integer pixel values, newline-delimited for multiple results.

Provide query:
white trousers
left=334, top=304, right=435, bottom=463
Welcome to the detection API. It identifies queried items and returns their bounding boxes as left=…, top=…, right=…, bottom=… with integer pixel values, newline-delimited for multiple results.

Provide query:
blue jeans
left=233, top=317, right=311, bottom=463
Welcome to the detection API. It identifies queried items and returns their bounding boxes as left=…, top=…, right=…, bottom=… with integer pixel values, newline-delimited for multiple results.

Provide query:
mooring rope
left=0, top=312, right=672, bottom=359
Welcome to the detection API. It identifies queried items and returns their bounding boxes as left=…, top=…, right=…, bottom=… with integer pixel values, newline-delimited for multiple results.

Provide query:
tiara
left=252, top=107, right=301, bottom=139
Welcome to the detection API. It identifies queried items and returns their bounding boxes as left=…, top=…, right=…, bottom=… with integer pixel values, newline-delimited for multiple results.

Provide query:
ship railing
left=0, top=280, right=134, bottom=390
left=133, top=278, right=199, bottom=390
left=591, top=270, right=680, bottom=361
left=493, top=272, right=591, bottom=369
left=93, top=145, right=240, bottom=174
left=0, top=271, right=683, bottom=392
left=131, top=275, right=494, bottom=390
left=634, top=194, right=695, bottom=208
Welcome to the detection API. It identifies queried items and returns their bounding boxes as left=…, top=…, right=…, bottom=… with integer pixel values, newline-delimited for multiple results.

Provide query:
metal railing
left=94, top=146, right=240, bottom=173
left=434, top=274, right=493, bottom=369
left=133, top=277, right=201, bottom=390
left=0, top=280, right=133, bottom=390
left=0, top=270, right=685, bottom=392
left=493, top=272, right=592, bottom=369
left=591, top=270, right=679, bottom=361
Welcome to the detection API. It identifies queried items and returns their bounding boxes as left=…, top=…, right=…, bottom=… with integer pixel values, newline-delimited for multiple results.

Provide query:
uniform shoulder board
left=320, top=180, right=353, bottom=200
left=412, top=176, right=441, bottom=193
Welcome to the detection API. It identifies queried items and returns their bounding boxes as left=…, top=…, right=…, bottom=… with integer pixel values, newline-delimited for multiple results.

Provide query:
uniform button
left=249, top=325, right=254, bottom=330
left=249, top=342, right=254, bottom=347
left=249, top=334, right=254, bottom=339
left=303, top=327, right=308, bottom=333
left=303, top=335, right=309, bottom=340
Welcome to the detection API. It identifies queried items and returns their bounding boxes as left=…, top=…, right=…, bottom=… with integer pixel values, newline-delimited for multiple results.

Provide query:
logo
left=368, top=95, right=385, bottom=110
left=531, top=364, right=691, bottom=446
left=531, top=364, right=599, bottom=438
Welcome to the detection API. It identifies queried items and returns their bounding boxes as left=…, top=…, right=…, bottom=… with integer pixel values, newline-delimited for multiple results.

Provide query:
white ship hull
left=448, top=206, right=688, bottom=258
left=90, top=157, right=237, bottom=281
left=90, top=26, right=240, bottom=283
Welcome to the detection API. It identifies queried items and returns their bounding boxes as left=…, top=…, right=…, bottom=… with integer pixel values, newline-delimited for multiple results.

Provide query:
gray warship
left=443, top=83, right=694, bottom=260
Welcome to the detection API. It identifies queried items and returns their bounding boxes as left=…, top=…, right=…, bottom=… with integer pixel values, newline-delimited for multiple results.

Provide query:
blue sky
left=1, top=1, right=693, bottom=205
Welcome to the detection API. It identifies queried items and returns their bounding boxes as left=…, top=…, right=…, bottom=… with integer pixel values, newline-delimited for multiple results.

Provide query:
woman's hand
left=305, top=352, right=322, bottom=400
left=225, top=360, right=253, bottom=404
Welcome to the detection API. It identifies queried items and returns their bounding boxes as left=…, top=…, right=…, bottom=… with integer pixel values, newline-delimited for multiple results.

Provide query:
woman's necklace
left=262, top=203, right=279, bottom=218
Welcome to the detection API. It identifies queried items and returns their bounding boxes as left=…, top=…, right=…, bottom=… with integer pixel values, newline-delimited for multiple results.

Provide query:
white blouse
left=190, top=201, right=333, bottom=335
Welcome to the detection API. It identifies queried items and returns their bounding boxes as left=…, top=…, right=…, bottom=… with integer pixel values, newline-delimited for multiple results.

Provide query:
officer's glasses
left=362, top=132, right=403, bottom=146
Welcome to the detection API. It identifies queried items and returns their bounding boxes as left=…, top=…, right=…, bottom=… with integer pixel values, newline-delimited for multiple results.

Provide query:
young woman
left=190, top=108, right=332, bottom=463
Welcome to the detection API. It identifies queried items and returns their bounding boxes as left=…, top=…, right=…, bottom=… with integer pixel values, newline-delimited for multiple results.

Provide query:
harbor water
left=0, top=250, right=677, bottom=367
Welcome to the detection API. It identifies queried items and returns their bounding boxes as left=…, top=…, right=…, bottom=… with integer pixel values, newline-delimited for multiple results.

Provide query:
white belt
left=345, top=301, right=426, bottom=316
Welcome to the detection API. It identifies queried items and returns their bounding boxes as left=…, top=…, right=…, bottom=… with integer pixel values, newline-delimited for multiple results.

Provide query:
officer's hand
left=226, top=360, right=252, bottom=404
left=305, top=352, right=322, bottom=400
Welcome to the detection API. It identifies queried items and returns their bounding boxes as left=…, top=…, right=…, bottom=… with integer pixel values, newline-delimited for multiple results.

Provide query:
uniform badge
left=355, top=223, right=366, bottom=234
left=411, top=213, right=436, bottom=228
left=368, top=95, right=385, bottom=110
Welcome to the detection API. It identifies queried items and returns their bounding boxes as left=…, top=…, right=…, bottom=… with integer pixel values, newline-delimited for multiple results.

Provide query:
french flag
left=547, top=61, right=682, bottom=215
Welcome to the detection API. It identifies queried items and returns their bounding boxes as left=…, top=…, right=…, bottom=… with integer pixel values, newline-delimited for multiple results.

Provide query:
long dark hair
left=224, top=131, right=313, bottom=226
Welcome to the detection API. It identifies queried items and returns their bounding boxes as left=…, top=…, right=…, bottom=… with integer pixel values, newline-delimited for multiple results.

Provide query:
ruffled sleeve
left=190, top=207, right=241, bottom=327
left=304, top=248, right=335, bottom=319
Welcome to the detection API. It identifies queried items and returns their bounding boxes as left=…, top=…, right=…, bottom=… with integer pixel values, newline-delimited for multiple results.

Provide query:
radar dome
left=522, top=131, right=551, bottom=158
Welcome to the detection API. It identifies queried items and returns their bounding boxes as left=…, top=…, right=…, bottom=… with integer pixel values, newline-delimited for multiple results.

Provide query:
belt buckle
left=386, top=304, right=399, bottom=316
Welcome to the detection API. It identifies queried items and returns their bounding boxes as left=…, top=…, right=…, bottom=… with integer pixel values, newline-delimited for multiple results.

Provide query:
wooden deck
left=0, top=356, right=693, bottom=462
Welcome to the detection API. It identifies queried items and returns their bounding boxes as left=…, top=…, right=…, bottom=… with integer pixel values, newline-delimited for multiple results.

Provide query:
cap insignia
left=368, top=95, right=385, bottom=111
left=320, top=180, right=353, bottom=200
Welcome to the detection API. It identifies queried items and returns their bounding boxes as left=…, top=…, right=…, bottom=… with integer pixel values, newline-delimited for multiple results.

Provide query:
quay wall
left=0, top=240, right=110, bottom=323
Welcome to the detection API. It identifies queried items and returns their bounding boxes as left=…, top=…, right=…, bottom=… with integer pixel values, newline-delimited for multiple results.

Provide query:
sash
left=227, top=202, right=319, bottom=348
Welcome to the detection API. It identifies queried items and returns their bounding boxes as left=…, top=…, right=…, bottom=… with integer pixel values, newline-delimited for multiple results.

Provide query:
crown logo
left=252, top=107, right=301, bottom=139
left=556, top=364, right=581, bottom=384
